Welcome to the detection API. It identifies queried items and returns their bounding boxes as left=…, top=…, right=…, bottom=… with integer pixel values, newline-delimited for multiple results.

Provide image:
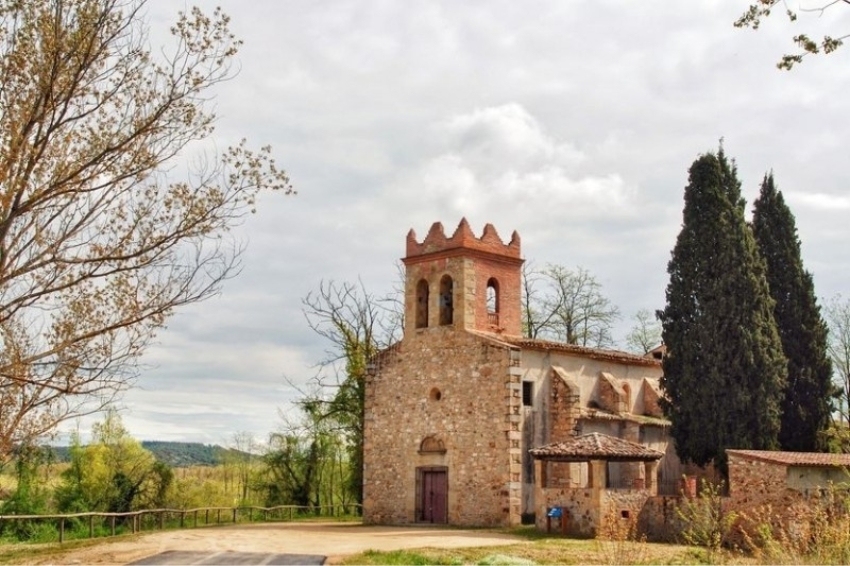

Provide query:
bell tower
left=402, top=218, right=523, bottom=337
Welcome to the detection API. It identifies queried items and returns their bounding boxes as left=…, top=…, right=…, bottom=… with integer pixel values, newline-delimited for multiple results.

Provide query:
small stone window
left=415, top=279, right=429, bottom=329
left=429, top=387, right=442, bottom=401
left=439, top=275, right=454, bottom=326
left=522, top=381, right=533, bottom=407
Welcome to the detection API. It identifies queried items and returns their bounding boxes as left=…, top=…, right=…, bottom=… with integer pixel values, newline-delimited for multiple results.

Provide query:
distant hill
left=48, top=441, right=254, bottom=468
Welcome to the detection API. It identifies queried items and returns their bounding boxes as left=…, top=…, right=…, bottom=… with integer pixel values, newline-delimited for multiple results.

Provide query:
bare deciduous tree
left=826, top=294, right=850, bottom=423
left=736, top=0, right=850, bottom=69
left=625, top=309, right=662, bottom=354
left=0, top=0, right=291, bottom=457
left=522, top=263, right=620, bottom=348
left=298, top=279, right=400, bottom=504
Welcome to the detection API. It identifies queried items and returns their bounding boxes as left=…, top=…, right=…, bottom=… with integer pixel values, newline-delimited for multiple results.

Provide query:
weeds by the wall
left=595, top=507, right=649, bottom=565
left=738, top=484, right=850, bottom=564
left=676, top=480, right=737, bottom=564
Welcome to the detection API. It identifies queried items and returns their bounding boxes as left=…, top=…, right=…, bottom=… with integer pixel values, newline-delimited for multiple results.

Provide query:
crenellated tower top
left=403, top=218, right=523, bottom=337
left=405, top=217, right=521, bottom=261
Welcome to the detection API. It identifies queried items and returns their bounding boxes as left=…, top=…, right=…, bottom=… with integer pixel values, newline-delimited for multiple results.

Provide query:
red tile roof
left=529, top=432, right=664, bottom=462
left=727, top=450, right=850, bottom=467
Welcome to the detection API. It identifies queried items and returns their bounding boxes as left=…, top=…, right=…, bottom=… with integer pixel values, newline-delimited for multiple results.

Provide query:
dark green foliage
left=752, top=173, right=833, bottom=452
left=659, top=149, right=787, bottom=472
left=260, top=432, right=320, bottom=508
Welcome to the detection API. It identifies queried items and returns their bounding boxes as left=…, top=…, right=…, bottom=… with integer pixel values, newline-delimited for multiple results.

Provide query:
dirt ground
left=24, top=522, right=525, bottom=565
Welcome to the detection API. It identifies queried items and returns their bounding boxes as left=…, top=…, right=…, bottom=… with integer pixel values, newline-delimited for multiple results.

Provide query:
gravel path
left=31, top=522, right=524, bottom=565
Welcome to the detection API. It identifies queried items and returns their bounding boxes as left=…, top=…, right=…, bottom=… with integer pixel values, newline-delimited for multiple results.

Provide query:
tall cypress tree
left=752, top=173, right=832, bottom=452
left=659, top=149, right=787, bottom=472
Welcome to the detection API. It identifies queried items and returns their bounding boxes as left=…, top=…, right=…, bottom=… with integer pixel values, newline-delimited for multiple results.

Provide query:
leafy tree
left=522, top=263, right=620, bottom=347
left=0, top=0, right=291, bottom=457
left=736, top=1, right=850, bottom=69
left=625, top=309, right=663, bottom=354
left=826, top=295, right=850, bottom=424
left=0, top=443, right=51, bottom=539
left=752, top=173, right=832, bottom=451
left=658, top=148, right=787, bottom=472
left=260, top=404, right=349, bottom=509
left=55, top=409, right=171, bottom=513
left=299, top=279, right=400, bottom=505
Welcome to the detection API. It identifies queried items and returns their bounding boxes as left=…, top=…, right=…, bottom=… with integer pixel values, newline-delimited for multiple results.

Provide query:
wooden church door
left=421, top=470, right=447, bottom=523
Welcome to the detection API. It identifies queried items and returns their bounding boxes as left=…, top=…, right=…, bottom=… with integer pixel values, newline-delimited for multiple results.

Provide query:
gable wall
left=363, top=328, right=521, bottom=526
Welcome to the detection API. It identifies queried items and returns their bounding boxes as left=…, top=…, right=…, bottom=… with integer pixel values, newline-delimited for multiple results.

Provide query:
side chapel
left=362, top=219, right=681, bottom=530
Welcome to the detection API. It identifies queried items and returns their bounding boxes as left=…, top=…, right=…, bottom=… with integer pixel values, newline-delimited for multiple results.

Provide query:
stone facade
left=362, top=219, right=680, bottom=528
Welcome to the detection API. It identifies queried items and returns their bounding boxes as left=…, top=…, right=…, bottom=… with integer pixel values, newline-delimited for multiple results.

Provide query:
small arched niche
left=419, top=435, right=447, bottom=455
left=415, top=279, right=429, bottom=329
left=429, top=387, right=442, bottom=401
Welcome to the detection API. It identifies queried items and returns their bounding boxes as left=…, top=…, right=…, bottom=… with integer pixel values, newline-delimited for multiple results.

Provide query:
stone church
left=362, top=219, right=680, bottom=528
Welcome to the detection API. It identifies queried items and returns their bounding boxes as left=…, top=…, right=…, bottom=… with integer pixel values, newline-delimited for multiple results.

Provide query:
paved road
left=130, top=550, right=326, bottom=565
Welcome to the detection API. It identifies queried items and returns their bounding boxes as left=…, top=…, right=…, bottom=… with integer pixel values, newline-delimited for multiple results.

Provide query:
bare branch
left=0, top=0, right=292, bottom=455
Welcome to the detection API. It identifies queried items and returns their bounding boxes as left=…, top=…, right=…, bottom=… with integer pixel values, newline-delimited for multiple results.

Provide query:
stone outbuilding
left=723, top=450, right=850, bottom=545
left=530, top=432, right=664, bottom=536
left=727, top=449, right=850, bottom=510
left=362, top=219, right=682, bottom=527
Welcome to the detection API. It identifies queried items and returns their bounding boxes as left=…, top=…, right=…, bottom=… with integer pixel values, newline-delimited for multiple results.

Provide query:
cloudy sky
left=68, top=0, right=850, bottom=446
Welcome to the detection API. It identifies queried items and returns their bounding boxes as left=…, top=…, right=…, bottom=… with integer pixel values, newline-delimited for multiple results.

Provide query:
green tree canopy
left=752, top=173, right=832, bottom=452
left=658, top=149, right=787, bottom=472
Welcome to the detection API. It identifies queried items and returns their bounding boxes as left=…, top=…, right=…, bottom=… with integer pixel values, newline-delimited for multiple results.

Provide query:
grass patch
left=340, top=535, right=712, bottom=565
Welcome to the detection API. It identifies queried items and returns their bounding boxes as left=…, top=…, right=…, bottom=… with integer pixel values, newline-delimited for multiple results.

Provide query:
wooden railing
left=0, top=504, right=363, bottom=544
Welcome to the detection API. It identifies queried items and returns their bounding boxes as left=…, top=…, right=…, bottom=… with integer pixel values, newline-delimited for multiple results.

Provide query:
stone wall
left=725, top=454, right=808, bottom=544
left=637, top=496, right=683, bottom=542
left=729, top=454, right=801, bottom=511
left=534, top=484, right=655, bottom=538
left=363, top=327, right=522, bottom=526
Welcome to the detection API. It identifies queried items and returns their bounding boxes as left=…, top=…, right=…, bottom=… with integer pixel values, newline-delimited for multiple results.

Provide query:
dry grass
left=339, top=532, right=709, bottom=565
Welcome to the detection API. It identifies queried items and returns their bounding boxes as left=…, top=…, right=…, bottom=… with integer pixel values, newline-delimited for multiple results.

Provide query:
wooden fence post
left=159, top=511, right=164, bottom=530
left=59, top=518, right=65, bottom=543
left=232, top=508, right=237, bottom=523
left=180, top=511, right=185, bottom=529
left=111, top=516, right=116, bottom=536
left=89, top=515, right=94, bottom=538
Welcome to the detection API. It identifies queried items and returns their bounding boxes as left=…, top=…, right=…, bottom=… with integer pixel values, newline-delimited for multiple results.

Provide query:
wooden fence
left=0, top=504, right=363, bottom=543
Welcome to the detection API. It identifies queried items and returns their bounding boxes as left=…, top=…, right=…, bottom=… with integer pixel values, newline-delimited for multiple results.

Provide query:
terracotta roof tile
left=727, top=450, right=850, bottom=467
left=529, top=432, right=663, bottom=462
